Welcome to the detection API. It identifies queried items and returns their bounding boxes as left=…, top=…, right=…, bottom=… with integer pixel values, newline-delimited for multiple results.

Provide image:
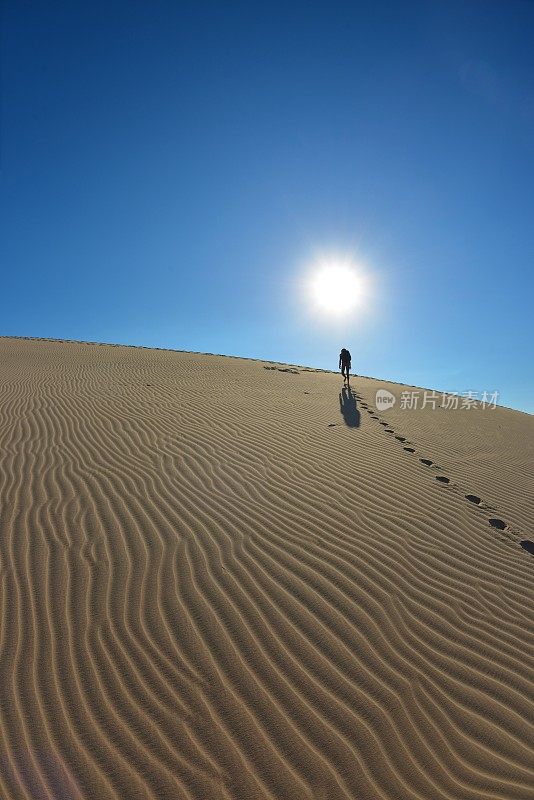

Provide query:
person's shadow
left=339, top=386, right=360, bottom=428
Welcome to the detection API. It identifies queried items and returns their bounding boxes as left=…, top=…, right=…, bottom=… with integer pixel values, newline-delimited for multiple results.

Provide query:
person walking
left=339, top=348, right=351, bottom=387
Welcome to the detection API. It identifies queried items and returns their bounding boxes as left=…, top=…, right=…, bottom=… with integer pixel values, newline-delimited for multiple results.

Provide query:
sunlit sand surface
left=0, top=336, right=532, bottom=799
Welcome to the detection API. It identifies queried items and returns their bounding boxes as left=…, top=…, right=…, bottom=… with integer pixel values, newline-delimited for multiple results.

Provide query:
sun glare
left=308, top=261, right=366, bottom=317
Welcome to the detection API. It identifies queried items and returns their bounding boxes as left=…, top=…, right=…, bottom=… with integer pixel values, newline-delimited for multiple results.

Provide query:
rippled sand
left=0, top=336, right=532, bottom=799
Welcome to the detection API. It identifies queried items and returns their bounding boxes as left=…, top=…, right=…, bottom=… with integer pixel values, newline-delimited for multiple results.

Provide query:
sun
left=308, top=261, right=366, bottom=316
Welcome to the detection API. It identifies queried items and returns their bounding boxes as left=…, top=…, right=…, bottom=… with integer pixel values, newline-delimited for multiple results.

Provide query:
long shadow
left=339, top=386, right=360, bottom=428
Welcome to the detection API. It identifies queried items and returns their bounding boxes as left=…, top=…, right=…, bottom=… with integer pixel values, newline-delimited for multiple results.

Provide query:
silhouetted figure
left=339, top=348, right=351, bottom=386
left=339, top=386, right=360, bottom=427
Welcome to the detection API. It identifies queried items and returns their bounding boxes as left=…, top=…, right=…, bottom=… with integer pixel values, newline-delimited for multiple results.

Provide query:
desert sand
left=0, top=335, right=532, bottom=800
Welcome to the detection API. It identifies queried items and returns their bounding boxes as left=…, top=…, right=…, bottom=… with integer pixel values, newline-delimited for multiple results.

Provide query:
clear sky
left=2, top=1, right=533, bottom=412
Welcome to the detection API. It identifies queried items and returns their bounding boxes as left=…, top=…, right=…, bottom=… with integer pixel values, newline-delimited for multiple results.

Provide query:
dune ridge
left=0, top=336, right=532, bottom=799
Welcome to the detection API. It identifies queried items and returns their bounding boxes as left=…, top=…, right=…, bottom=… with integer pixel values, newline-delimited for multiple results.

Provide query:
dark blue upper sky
left=2, top=1, right=533, bottom=411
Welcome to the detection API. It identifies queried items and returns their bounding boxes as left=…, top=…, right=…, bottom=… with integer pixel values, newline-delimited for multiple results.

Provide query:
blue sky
left=2, top=1, right=533, bottom=412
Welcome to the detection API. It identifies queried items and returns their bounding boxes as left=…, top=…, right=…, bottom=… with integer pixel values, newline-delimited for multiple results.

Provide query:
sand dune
left=0, top=336, right=532, bottom=800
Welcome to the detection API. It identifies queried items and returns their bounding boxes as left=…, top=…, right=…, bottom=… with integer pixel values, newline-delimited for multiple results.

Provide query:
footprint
left=465, top=494, right=481, bottom=505
left=371, top=415, right=379, bottom=419
left=404, top=447, right=415, bottom=453
left=489, top=518, right=506, bottom=530
left=328, top=423, right=337, bottom=427
left=436, top=476, right=450, bottom=484
left=380, top=422, right=388, bottom=426
left=395, top=436, right=406, bottom=442
left=367, top=409, right=374, bottom=414
left=385, top=429, right=394, bottom=433
left=520, top=540, right=534, bottom=554
left=420, top=459, right=433, bottom=466
left=304, top=391, right=310, bottom=394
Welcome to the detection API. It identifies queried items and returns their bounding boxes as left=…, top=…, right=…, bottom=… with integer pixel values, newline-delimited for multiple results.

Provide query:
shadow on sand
left=339, top=386, right=360, bottom=428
